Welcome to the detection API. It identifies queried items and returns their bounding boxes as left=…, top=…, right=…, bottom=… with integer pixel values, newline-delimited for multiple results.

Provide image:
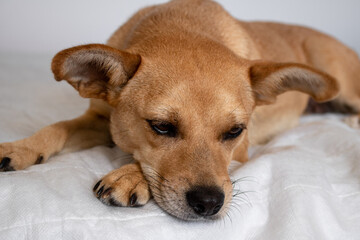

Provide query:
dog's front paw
left=93, top=163, right=150, bottom=207
left=0, top=142, right=45, bottom=171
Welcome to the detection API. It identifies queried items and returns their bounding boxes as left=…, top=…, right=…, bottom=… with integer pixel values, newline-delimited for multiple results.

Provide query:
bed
left=0, top=53, right=359, bottom=240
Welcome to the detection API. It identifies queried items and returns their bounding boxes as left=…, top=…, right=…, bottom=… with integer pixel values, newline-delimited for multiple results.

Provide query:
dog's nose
left=186, top=186, right=224, bottom=216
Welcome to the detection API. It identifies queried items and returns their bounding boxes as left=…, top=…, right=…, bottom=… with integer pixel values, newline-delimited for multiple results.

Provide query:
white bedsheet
left=0, top=53, right=359, bottom=240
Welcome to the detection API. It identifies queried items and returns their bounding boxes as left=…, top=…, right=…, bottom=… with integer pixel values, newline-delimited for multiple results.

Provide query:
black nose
left=186, top=186, right=224, bottom=216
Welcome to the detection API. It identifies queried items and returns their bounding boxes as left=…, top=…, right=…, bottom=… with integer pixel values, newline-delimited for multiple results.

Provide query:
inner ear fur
left=249, top=61, right=340, bottom=105
left=51, top=44, right=141, bottom=105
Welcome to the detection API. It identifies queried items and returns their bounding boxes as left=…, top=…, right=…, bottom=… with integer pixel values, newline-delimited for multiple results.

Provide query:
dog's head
left=52, top=42, right=338, bottom=220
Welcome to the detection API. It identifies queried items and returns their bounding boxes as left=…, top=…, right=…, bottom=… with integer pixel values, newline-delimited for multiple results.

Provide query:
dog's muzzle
left=186, top=186, right=224, bottom=216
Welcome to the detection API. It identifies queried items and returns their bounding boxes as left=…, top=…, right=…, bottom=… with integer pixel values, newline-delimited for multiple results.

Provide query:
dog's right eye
left=147, top=120, right=177, bottom=137
left=222, top=124, right=245, bottom=141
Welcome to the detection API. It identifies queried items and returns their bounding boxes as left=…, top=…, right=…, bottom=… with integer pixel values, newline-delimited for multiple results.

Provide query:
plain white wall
left=0, top=0, right=359, bottom=55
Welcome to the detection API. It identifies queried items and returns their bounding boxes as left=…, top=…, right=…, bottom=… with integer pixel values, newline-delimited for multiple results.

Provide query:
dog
left=0, top=0, right=359, bottom=220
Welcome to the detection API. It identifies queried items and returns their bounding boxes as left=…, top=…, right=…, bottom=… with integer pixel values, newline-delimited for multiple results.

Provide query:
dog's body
left=1, top=0, right=359, bottom=220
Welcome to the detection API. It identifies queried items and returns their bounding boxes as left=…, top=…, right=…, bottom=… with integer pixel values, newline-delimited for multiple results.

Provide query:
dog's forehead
left=143, top=78, right=252, bottom=124
left=129, top=38, right=254, bottom=123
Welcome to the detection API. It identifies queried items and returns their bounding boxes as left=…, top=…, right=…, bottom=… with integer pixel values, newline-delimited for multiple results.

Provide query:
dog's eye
left=223, top=125, right=244, bottom=141
left=147, top=120, right=177, bottom=137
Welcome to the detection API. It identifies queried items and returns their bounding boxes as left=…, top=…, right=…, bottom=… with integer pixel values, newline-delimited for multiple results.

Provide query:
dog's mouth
left=141, top=165, right=232, bottom=220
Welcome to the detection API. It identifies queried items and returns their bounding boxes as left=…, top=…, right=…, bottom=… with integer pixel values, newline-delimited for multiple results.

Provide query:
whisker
left=232, top=190, right=256, bottom=197
left=232, top=195, right=252, bottom=208
left=231, top=176, right=259, bottom=185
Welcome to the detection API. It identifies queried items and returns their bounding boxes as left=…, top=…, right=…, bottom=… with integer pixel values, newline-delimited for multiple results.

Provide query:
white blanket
left=0, top=53, right=359, bottom=240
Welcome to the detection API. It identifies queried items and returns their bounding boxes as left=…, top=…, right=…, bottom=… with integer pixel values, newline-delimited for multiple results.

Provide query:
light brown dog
left=1, top=0, right=359, bottom=220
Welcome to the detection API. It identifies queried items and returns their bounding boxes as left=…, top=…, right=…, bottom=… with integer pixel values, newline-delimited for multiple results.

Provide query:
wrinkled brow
left=145, top=105, right=180, bottom=122
left=226, top=107, right=250, bottom=126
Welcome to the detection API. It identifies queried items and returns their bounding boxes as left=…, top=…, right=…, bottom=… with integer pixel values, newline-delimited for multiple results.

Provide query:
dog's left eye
left=223, top=125, right=244, bottom=141
left=147, top=120, right=177, bottom=137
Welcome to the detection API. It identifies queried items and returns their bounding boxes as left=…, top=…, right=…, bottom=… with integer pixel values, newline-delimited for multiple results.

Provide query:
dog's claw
left=35, top=155, right=44, bottom=164
left=130, top=193, right=137, bottom=206
left=97, top=186, right=104, bottom=197
left=0, top=157, right=15, bottom=171
left=93, top=180, right=102, bottom=192
left=0, top=157, right=14, bottom=171
left=0, top=157, right=10, bottom=168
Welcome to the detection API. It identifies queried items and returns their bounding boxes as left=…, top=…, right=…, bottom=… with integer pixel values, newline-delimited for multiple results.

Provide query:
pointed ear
left=249, top=61, right=339, bottom=105
left=51, top=44, right=141, bottom=105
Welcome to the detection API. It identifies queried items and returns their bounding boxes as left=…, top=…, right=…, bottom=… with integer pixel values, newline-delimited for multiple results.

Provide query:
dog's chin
left=140, top=164, right=231, bottom=220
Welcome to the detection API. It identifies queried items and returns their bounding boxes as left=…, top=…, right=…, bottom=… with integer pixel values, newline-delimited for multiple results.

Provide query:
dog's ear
left=248, top=61, right=339, bottom=105
left=51, top=44, right=141, bottom=105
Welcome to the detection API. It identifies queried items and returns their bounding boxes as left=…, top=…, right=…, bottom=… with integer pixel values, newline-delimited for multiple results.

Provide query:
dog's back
left=107, top=0, right=360, bottom=144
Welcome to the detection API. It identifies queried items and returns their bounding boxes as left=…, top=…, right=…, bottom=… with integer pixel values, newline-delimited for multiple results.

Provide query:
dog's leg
left=0, top=109, right=112, bottom=171
left=93, top=162, right=151, bottom=207
left=303, top=33, right=360, bottom=129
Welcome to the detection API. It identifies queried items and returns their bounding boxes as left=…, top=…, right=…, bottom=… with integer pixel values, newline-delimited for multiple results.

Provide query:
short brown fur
left=1, top=0, right=359, bottom=220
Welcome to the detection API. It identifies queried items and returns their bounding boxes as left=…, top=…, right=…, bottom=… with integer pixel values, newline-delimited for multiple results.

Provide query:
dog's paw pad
left=343, top=115, right=360, bottom=129
left=93, top=164, right=150, bottom=207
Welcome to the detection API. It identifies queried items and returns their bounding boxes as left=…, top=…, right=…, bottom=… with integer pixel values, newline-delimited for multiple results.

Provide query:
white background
left=0, top=0, right=359, bottom=55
